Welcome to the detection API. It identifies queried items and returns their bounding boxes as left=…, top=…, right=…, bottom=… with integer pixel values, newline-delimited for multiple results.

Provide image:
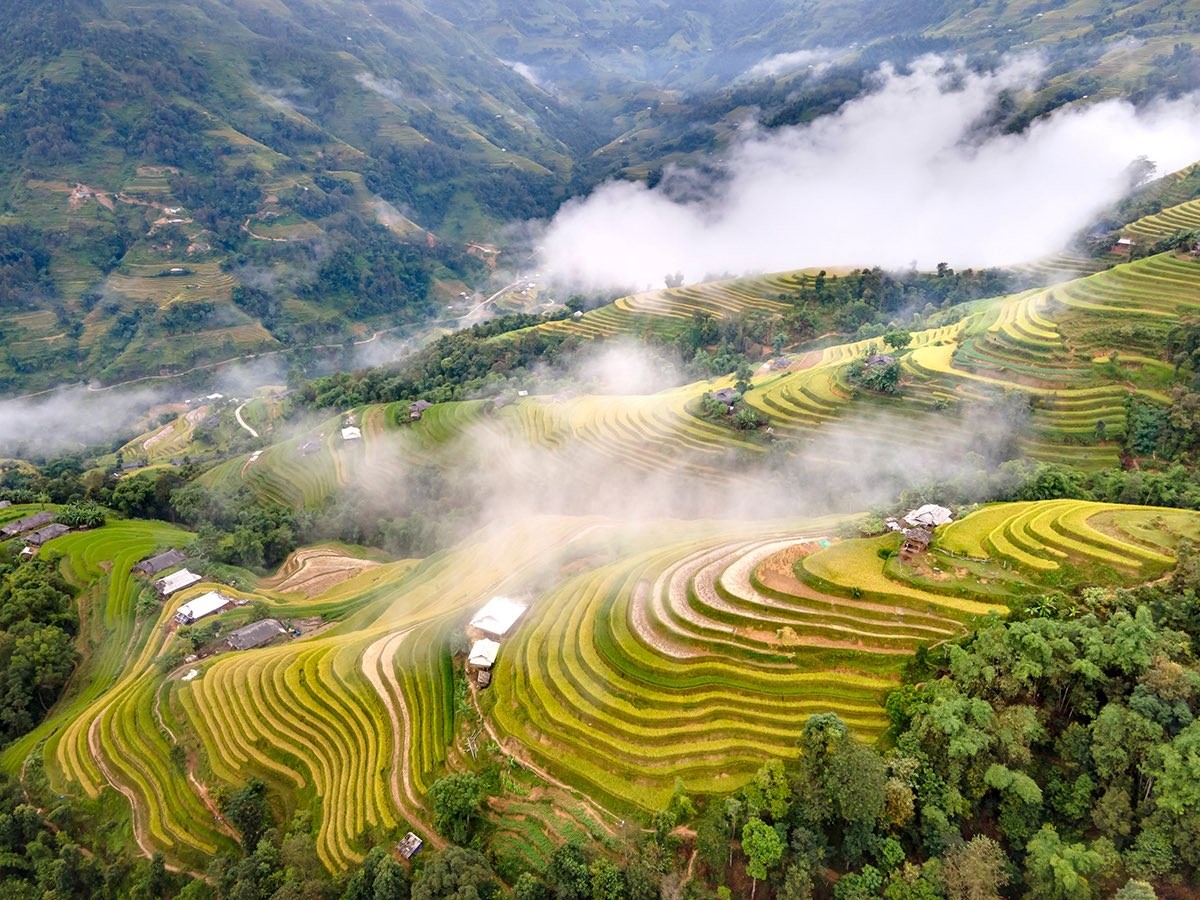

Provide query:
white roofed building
left=904, top=504, right=953, bottom=529
left=155, top=568, right=202, bottom=597
left=468, top=638, right=500, bottom=669
left=341, top=426, right=362, bottom=441
left=174, top=591, right=232, bottom=625
left=468, top=596, right=528, bottom=638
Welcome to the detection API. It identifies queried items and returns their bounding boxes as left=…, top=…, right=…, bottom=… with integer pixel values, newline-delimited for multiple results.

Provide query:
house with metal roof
left=227, top=619, right=284, bottom=651
left=155, top=568, right=203, bottom=598
left=468, top=596, right=528, bottom=638
left=133, top=548, right=188, bottom=577
left=174, top=591, right=232, bottom=626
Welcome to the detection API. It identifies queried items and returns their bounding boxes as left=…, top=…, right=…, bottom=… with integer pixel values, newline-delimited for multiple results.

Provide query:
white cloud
left=538, top=55, right=1200, bottom=290
left=501, top=60, right=555, bottom=94
left=742, top=47, right=838, bottom=80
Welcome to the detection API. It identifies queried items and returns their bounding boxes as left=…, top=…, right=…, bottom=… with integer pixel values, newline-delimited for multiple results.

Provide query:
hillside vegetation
left=4, top=498, right=1199, bottom=885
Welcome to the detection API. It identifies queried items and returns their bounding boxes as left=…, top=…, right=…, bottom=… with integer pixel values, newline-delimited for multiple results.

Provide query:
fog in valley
left=539, top=54, right=1200, bottom=290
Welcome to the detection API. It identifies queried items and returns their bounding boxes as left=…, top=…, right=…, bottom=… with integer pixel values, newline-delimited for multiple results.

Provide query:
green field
left=9, top=499, right=1199, bottom=872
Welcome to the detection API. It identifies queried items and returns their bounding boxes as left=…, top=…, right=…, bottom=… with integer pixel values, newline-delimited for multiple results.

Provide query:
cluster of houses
left=886, top=503, right=954, bottom=563
left=134, top=549, right=287, bottom=651
left=1, top=510, right=73, bottom=559
left=465, top=595, right=528, bottom=688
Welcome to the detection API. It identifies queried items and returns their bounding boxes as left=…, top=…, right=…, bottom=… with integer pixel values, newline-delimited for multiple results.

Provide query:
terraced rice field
left=538, top=271, right=803, bottom=340
left=105, top=261, right=237, bottom=306
left=937, top=499, right=1200, bottom=576
left=12, top=501, right=1200, bottom=873
left=491, top=521, right=982, bottom=811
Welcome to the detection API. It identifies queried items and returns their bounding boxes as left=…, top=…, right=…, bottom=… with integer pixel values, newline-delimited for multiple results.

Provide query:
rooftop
left=227, top=618, right=283, bottom=651
left=468, top=638, right=500, bottom=669
left=0, top=511, right=55, bottom=537
left=904, top=504, right=953, bottom=528
left=156, top=568, right=202, bottom=596
left=175, top=590, right=231, bottom=623
left=26, top=523, right=70, bottom=546
left=135, top=548, right=188, bottom=576
left=469, top=596, right=528, bottom=637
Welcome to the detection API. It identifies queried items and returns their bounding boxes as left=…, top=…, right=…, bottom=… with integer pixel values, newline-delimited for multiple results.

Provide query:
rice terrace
left=7, top=1, right=1200, bottom=897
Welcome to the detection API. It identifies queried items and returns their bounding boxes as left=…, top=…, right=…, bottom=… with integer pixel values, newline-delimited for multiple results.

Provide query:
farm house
left=227, top=619, right=284, bottom=651
left=133, top=548, right=188, bottom=576
left=409, top=399, right=432, bottom=420
left=155, top=568, right=202, bottom=598
left=174, top=591, right=232, bottom=626
left=468, top=596, right=527, bottom=638
left=899, top=527, right=933, bottom=563
left=25, top=523, right=70, bottom=547
left=1, top=511, right=54, bottom=539
left=904, top=504, right=953, bottom=528
left=340, top=426, right=362, bottom=441
left=467, top=639, right=500, bottom=687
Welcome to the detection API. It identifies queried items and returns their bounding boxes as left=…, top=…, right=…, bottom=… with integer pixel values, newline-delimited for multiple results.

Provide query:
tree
left=734, top=361, right=754, bottom=396
left=940, top=836, right=1009, bottom=900
left=410, top=847, right=497, bottom=900
left=547, top=842, right=590, bottom=900
left=220, top=778, right=273, bottom=854
left=428, top=772, right=484, bottom=844
left=882, top=330, right=912, bottom=351
left=588, top=858, right=625, bottom=900
left=1024, top=826, right=1104, bottom=900
left=343, top=846, right=410, bottom=900
left=1113, top=880, right=1157, bottom=900
left=741, top=818, right=784, bottom=898
left=513, top=872, right=549, bottom=900
left=1152, top=718, right=1200, bottom=815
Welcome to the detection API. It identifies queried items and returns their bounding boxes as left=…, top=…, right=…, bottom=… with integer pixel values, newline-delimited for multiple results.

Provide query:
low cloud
left=0, top=386, right=161, bottom=457
left=501, top=60, right=555, bottom=94
left=742, top=47, right=839, bottom=80
left=538, top=54, right=1200, bottom=290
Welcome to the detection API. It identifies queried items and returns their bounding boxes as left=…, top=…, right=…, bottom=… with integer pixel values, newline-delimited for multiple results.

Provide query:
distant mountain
left=0, top=0, right=605, bottom=394
left=1, top=0, right=1198, bottom=396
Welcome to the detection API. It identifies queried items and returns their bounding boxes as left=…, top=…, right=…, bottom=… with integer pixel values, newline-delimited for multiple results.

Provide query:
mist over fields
left=539, top=54, right=1200, bottom=290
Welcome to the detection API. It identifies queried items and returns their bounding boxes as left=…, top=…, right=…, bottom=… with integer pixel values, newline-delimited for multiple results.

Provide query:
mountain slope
left=0, top=0, right=600, bottom=394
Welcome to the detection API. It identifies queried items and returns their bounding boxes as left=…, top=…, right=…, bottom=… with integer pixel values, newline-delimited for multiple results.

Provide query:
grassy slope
left=9, top=500, right=1200, bottom=872
left=205, top=247, right=1200, bottom=512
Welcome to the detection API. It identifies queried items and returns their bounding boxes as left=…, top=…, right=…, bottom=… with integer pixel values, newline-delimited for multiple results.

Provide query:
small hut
left=409, top=400, right=433, bottom=420
left=468, top=597, right=527, bottom=639
left=174, top=590, right=232, bottom=626
left=155, top=568, right=202, bottom=598
left=899, top=528, right=932, bottom=563
left=709, top=387, right=737, bottom=407
left=0, top=511, right=54, bottom=539
left=397, top=832, right=423, bottom=860
left=467, top=639, right=500, bottom=687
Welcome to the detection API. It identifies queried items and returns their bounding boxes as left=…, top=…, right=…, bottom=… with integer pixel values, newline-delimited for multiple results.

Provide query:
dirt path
left=153, top=681, right=238, bottom=841
left=242, top=217, right=289, bottom=242
left=234, top=401, right=259, bottom=437
left=458, top=278, right=524, bottom=323
left=470, top=694, right=620, bottom=837
left=361, top=629, right=446, bottom=849
left=87, top=716, right=196, bottom=875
